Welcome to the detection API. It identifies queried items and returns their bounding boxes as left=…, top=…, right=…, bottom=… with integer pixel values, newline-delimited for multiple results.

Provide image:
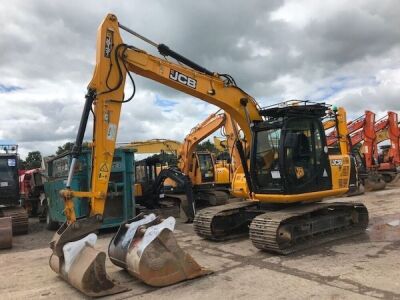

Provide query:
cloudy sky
left=1, top=0, right=399, bottom=158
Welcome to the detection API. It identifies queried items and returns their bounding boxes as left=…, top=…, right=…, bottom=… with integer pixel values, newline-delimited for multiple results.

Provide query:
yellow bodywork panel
left=376, top=128, right=389, bottom=144
left=231, top=153, right=352, bottom=202
left=133, top=183, right=143, bottom=197
left=215, top=161, right=232, bottom=185
left=329, top=154, right=351, bottom=190
left=254, top=188, right=348, bottom=203
left=323, top=119, right=336, bottom=130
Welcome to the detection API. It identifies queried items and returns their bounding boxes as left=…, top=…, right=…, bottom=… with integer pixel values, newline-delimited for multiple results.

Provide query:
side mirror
left=284, top=132, right=300, bottom=148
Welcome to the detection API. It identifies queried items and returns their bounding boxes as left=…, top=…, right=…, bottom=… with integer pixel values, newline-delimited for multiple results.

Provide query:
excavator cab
left=251, top=103, right=332, bottom=195
left=191, top=152, right=216, bottom=184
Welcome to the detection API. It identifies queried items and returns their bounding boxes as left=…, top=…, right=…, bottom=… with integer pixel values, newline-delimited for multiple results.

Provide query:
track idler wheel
left=109, top=214, right=211, bottom=286
left=49, top=233, right=128, bottom=297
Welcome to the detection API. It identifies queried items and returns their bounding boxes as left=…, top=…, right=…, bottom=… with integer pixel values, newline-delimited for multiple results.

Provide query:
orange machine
left=154, top=111, right=242, bottom=221
left=178, top=111, right=226, bottom=187
left=340, top=111, right=400, bottom=183
left=178, top=110, right=242, bottom=187
left=372, top=112, right=399, bottom=182
left=326, top=110, right=386, bottom=190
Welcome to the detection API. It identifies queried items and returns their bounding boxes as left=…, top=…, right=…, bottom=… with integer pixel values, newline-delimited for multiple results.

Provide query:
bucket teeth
left=49, top=227, right=128, bottom=298
left=50, top=245, right=129, bottom=297
left=364, top=178, right=386, bottom=191
left=127, top=228, right=211, bottom=286
left=49, top=214, right=210, bottom=298
left=109, top=216, right=211, bottom=287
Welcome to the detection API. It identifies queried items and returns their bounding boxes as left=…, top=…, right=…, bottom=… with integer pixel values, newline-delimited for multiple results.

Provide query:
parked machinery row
left=325, top=110, right=400, bottom=190
left=125, top=111, right=241, bottom=221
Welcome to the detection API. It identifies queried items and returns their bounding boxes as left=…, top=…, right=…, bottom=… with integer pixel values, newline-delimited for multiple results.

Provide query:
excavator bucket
left=388, top=173, right=400, bottom=184
left=364, top=174, right=386, bottom=191
left=109, top=214, right=211, bottom=286
left=49, top=230, right=129, bottom=298
left=0, top=217, right=12, bottom=249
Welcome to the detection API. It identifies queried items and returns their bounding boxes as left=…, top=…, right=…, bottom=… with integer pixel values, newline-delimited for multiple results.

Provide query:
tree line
left=19, top=140, right=223, bottom=170
left=19, top=142, right=74, bottom=170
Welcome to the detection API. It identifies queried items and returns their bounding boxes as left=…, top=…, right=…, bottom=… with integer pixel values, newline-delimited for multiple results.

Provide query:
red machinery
left=19, top=168, right=45, bottom=218
left=375, top=112, right=400, bottom=182
left=326, top=111, right=386, bottom=190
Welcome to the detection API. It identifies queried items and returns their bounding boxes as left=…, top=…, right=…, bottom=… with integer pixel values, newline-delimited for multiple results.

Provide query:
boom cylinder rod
left=66, top=89, right=96, bottom=188
left=118, top=23, right=158, bottom=47
left=118, top=23, right=214, bottom=76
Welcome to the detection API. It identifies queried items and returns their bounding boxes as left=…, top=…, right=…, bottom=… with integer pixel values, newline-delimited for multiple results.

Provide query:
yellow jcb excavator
left=177, top=111, right=230, bottom=197
left=121, top=138, right=181, bottom=201
left=121, top=115, right=240, bottom=221
left=147, top=111, right=234, bottom=221
left=50, top=14, right=369, bottom=297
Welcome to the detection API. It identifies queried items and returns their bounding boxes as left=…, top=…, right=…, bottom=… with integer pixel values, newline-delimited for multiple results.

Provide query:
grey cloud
left=1, top=0, right=400, bottom=157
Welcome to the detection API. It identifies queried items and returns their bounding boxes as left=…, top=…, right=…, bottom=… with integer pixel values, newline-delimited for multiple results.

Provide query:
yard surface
left=1, top=185, right=400, bottom=299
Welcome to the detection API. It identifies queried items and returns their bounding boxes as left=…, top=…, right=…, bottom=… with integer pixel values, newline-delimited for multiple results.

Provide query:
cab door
left=282, top=117, right=332, bottom=194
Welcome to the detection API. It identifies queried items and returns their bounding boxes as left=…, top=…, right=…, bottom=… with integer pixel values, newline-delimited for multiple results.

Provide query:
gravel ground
left=1, top=184, right=400, bottom=299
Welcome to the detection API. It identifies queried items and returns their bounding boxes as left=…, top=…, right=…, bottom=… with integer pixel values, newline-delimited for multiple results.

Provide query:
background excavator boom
left=123, top=139, right=181, bottom=155
left=178, top=112, right=226, bottom=174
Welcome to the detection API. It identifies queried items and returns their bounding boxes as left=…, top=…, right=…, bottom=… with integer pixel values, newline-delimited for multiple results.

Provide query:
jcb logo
left=104, top=30, right=113, bottom=58
left=169, top=70, right=197, bottom=89
left=330, top=159, right=343, bottom=166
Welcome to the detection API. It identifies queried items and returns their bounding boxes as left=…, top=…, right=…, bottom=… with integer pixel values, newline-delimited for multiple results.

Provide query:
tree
left=137, top=153, right=178, bottom=166
left=56, top=142, right=74, bottom=155
left=196, top=140, right=218, bottom=154
left=24, top=151, right=42, bottom=169
left=18, top=158, right=26, bottom=170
